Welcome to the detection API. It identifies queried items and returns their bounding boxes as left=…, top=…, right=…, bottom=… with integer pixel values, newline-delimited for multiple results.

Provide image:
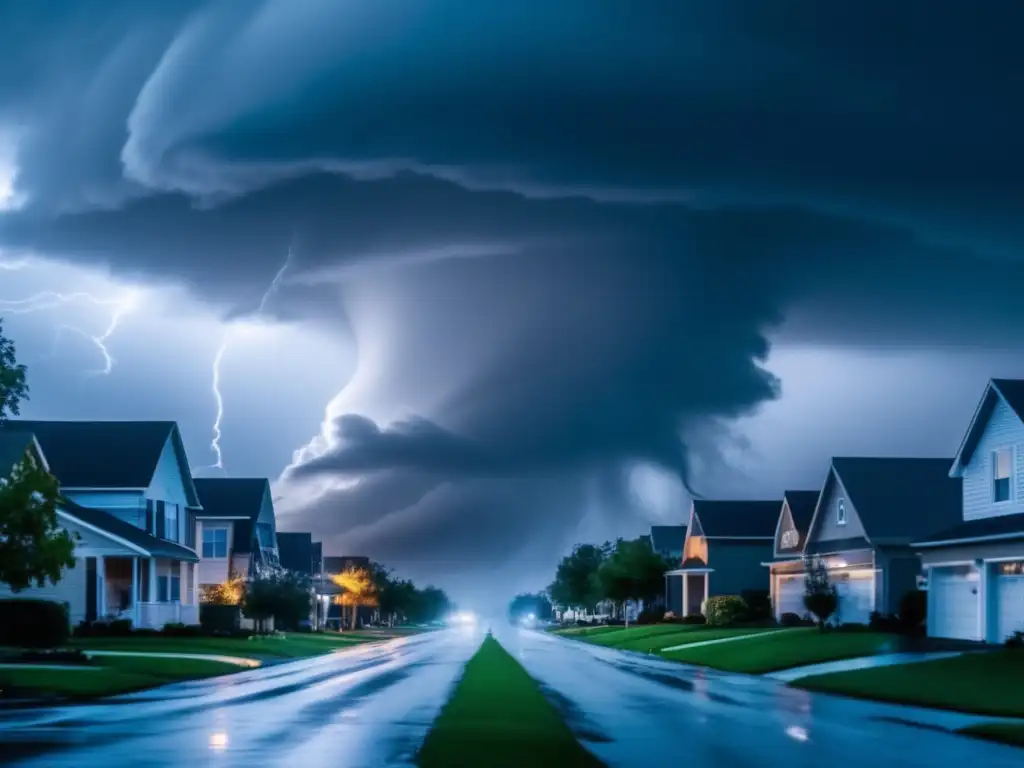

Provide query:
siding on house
left=920, top=539, right=1024, bottom=566
left=708, top=540, right=773, bottom=596
left=145, top=436, right=193, bottom=543
left=884, top=551, right=923, bottom=613
left=812, top=472, right=868, bottom=542
left=962, top=397, right=1024, bottom=522
left=64, top=490, right=147, bottom=529
left=195, top=519, right=235, bottom=586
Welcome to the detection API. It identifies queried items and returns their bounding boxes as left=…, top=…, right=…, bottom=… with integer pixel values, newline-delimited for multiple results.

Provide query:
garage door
left=833, top=570, right=874, bottom=625
left=931, top=566, right=980, bottom=641
left=997, top=563, right=1024, bottom=642
left=776, top=575, right=807, bottom=620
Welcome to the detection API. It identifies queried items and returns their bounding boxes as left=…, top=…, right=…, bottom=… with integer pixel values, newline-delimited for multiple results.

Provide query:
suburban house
left=651, top=525, right=687, bottom=615
left=278, top=531, right=332, bottom=628
left=1, top=420, right=203, bottom=628
left=322, top=555, right=371, bottom=629
left=914, top=379, right=1024, bottom=642
left=193, top=478, right=279, bottom=590
left=765, top=490, right=820, bottom=620
left=666, top=500, right=779, bottom=617
left=801, top=456, right=962, bottom=625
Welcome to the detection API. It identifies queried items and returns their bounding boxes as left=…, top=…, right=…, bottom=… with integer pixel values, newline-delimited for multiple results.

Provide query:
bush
left=1006, top=631, right=1024, bottom=648
left=162, top=622, right=203, bottom=638
left=682, top=614, right=707, bottom=625
left=836, top=622, right=871, bottom=633
left=0, top=599, right=70, bottom=649
left=779, top=612, right=812, bottom=627
left=740, top=590, right=772, bottom=622
left=898, top=589, right=927, bottom=633
left=635, top=608, right=661, bottom=625
left=869, top=611, right=900, bottom=633
left=200, top=603, right=242, bottom=633
left=703, top=595, right=748, bottom=627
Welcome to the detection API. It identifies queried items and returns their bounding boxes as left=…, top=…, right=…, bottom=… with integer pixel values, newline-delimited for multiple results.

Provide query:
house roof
left=193, top=478, right=270, bottom=554
left=0, top=430, right=36, bottom=476
left=783, top=490, right=819, bottom=534
left=2, top=420, right=200, bottom=506
left=692, top=499, right=779, bottom=538
left=952, top=379, right=1024, bottom=476
left=913, top=512, right=1024, bottom=548
left=829, top=457, right=962, bottom=542
left=277, top=531, right=314, bottom=575
left=59, top=497, right=199, bottom=562
left=650, top=525, right=687, bottom=554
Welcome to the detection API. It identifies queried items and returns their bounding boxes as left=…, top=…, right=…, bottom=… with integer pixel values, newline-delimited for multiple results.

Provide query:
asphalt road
left=2, top=626, right=1022, bottom=767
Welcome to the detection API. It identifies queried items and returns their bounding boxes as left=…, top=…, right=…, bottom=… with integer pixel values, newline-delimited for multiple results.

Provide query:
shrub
left=682, top=614, right=707, bottom=625
left=200, top=603, right=242, bottom=633
left=662, top=611, right=677, bottom=621
left=635, top=607, right=661, bottom=625
left=869, top=611, right=901, bottom=633
left=703, top=595, right=748, bottom=627
left=740, top=590, right=772, bottom=622
left=898, top=589, right=927, bottom=633
left=0, top=599, right=70, bottom=649
left=108, top=619, right=134, bottom=636
left=803, top=557, right=838, bottom=628
left=162, top=622, right=203, bottom=638
left=1006, top=631, right=1024, bottom=648
left=836, top=622, right=871, bottom=633
left=779, top=612, right=809, bottom=628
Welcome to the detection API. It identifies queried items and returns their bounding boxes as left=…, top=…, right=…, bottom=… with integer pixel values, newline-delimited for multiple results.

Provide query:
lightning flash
left=203, top=248, right=295, bottom=473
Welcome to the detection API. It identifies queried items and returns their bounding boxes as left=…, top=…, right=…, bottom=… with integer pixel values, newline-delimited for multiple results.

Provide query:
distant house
left=802, top=457, right=961, bottom=625
left=322, top=555, right=372, bottom=629
left=914, top=379, right=1024, bottom=642
left=193, top=478, right=279, bottom=590
left=765, top=490, right=819, bottom=620
left=278, top=532, right=317, bottom=576
left=0, top=420, right=202, bottom=628
left=650, top=525, right=687, bottom=615
left=666, top=500, right=778, bottom=617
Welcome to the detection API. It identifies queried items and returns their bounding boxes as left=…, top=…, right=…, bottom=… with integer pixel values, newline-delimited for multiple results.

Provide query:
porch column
left=97, top=555, right=107, bottom=618
left=131, top=556, right=139, bottom=625
left=704, top=572, right=710, bottom=607
left=179, top=560, right=187, bottom=604
left=147, top=558, right=157, bottom=602
left=682, top=575, right=689, bottom=617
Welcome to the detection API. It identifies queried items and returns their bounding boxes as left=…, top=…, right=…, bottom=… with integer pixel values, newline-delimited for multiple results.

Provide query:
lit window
left=165, top=504, right=179, bottom=543
left=999, top=561, right=1024, bottom=576
left=781, top=529, right=799, bottom=549
left=837, top=498, right=847, bottom=525
left=202, top=527, right=228, bottom=558
left=993, top=449, right=1013, bottom=503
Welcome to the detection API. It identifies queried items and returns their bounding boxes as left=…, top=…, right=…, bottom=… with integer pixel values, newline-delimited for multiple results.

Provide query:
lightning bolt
left=0, top=289, right=139, bottom=374
left=202, top=247, right=295, bottom=473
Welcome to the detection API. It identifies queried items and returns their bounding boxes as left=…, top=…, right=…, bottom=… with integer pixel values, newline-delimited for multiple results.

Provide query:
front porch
left=665, top=564, right=712, bottom=617
left=98, top=556, right=199, bottom=629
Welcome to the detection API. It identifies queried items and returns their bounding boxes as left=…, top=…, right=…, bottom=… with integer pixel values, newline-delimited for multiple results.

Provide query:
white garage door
left=931, top=566, right=980, bottom=641
left=776, top=575, right=807, bottom=620
left=997, top=564, right=1024, bottom=642
left=833, top=570, right=875, bottom=625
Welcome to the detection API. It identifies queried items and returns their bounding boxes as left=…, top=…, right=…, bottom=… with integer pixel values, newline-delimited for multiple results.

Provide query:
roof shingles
left=692, top=500, right=779, bottom=538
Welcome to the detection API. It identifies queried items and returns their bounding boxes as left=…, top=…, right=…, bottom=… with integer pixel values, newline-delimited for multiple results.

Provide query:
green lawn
left=661, top=628, right=896, bottom=673
left=417, top=635, right=603, bottom=767
left=69, top=630, right=384, bottom=659
left=796, top=650, right=1024, bottom=718
left=960, top=723, right=1024, bottom=748
left=0, top=656, right=241, bottom=700
left=557, top=623, right=775, bottom=653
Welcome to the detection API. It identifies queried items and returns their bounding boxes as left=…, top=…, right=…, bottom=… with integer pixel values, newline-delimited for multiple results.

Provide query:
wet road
left=499, top=627, right=1024, bottom=768
left=0, top=629, right=480, bottom=768
left=2, top=627, right=1022, bottom=767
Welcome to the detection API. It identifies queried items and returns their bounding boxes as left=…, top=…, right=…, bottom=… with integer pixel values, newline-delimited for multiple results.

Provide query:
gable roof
left=691, top=499, right=779, bottom=538
left=277, top=532, right=315, bottom=575
left=193, top=478, right=271, bottom=555
left=783, top=490, right=819, bottom=534
left=914, top=511, right=1024, bottom=548
left=0, top=430, right=44, bottom=476
left=951, top=379, right=1024, bottom=477
left=2, top=420, right=200, bottom=506
left=59, top=497, right=199, bottom=561
left=824, top=457, right=962, bottom=543
left=650, top=525, right=687, bottom=554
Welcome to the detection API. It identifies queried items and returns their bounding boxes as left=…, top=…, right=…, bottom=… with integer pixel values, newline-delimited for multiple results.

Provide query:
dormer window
left=837, top=498, right=847, bottom=525
left=780, top=529, right=799, bottom=549
left=993, top=448, right=1014, bottom=503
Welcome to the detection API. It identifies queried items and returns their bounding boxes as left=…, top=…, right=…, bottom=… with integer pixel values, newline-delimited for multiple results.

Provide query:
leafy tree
left=243, top=569, right=312, bottom=631
left=803, top=556, right=839, bottom=629
left=200, top=576, right=245, bottom=605
left=331, top=566, right=378, bottom=630
left=595, top=537, right=674, bottom=625
left=407, top=585, right=452, bottom=624
left=508, top=592, right=553, bottom=624
left=549, top=543, right=605, bottom=618
left=0, top=320, right=76, bottom=591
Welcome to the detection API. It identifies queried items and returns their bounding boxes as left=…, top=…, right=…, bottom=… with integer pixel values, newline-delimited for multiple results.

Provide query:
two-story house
left=1, top=420, right=203, bottom=628
left=799, top=457, right=961, bottom=625
left=914, top=379, right=1024, bottom=642
left=665, top=500, right=779, bottom=617
left=765, top=490, right=819, bottom=620
left=193, top=478, right=279, bottom=591
left=650, top=525, right=687, bottom=615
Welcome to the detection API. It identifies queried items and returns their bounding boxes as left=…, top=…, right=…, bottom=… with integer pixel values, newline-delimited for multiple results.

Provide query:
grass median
left=417, top=634, right=603, bottom=768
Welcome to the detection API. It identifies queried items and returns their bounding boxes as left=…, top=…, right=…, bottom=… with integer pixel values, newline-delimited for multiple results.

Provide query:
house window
left=993, top=448, right=1013, bottom=503
left=837, top=498, right=847, bottom=525
left=202, top=527, right=228, bottom=558
left=164, top=503, right=179, bottom=543
left=157, top=575, right=182, bottom=602
left=780, top=529, right=799, bottom=549
left=999, top=561, right=1024, bottom=576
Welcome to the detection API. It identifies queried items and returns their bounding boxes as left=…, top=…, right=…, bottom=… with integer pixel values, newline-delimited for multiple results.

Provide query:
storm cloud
left=1, top=1, right=1023, bottom=597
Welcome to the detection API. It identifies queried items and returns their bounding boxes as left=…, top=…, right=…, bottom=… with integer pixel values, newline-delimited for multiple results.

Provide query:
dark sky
left=1, top=2, right=1023, bottom=606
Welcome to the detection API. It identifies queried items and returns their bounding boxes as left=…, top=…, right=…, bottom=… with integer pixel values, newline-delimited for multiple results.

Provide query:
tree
left=243, top=569, right=312, bottom=631
left=0, top=320, right=76, bottom=591
left=508, top=592, right=553, bottom=625
left=549, top=544, right=605, bottom=619
left=331, top=566, right=378, bottom=630
left=803, top=556, right=839, bottom=629
left=200, top=576, right=245, bottom=605
left=595, top=537, right=674, bottom=626
left=407, top=585, right=451, bottom=624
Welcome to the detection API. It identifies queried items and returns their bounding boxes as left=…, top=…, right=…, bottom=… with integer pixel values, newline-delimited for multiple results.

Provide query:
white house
left=193, top=477, right=279, bottom=590
left=0, top=420, right=203, bottom=629
left=914, top=379, right=1024, bottom=642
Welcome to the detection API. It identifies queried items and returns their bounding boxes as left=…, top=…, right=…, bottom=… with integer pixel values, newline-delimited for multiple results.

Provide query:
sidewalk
left=766, top=651, right=965, bottom=682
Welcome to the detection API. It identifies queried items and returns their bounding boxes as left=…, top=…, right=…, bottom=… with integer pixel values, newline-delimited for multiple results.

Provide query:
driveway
left=0, top=629, right=479, bottom=768
left=500, top=627, right=1024, bottom=767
